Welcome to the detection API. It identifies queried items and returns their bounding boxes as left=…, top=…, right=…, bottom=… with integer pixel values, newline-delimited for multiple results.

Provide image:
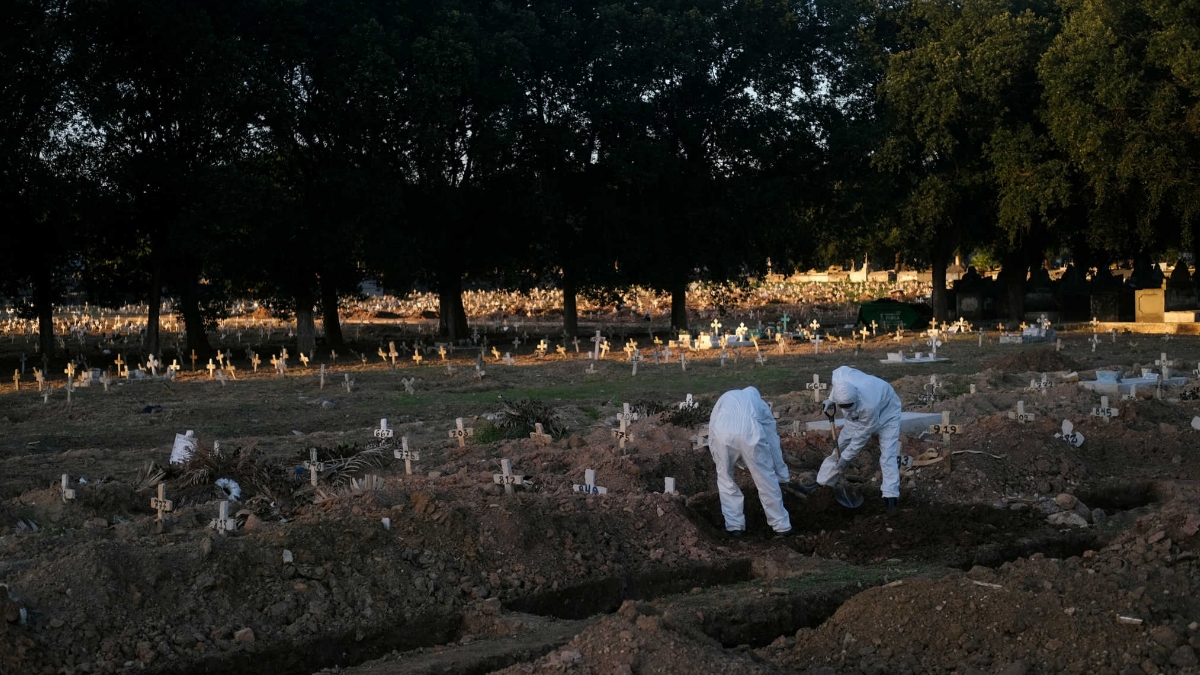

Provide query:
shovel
left=825, top=411, right=865, bottom=509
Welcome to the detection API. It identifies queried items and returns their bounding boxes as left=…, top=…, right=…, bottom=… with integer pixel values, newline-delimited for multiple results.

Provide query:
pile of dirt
left=985, top=348, right=1082, bottom=374
left=766, top=494, right=1200, bottom=675
left=495, top=600, right=786, bottom=675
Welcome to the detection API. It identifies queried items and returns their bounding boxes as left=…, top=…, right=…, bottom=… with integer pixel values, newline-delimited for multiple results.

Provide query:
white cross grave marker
left=1008, top=401, right=1036, bottom=424
left=343, top=373, right=354, bottom=392
left=679, top=394, right=698, bottom=410
left=303, top=449, right=325, bottom=486
left=573, top=469, right=608, bottom=495
left=493, top=458, right=525, bottom=495
left=147, top=355, right=160, bottom=376
left=60, top=474, right=75, bottom=503
left=401, top=377, right=415, bottom=394
left=591, top=329, right=603, bottom=360
left=1055, top=420, right=1085, bottom=447
left=611, top=418, right=633, bottom=449
left=1090, top=396, right=1120, bottom=422
left=449, top=418, right=474, bottom=447
left=617, top=403, right=638, bottom=425
left=806, top=374, right=827, bottom=403
left=1155, top=353, right=1176, bottom=379
left=393, top=437, right=419, bottom=475
left=210, top=500, right=237, bottom=534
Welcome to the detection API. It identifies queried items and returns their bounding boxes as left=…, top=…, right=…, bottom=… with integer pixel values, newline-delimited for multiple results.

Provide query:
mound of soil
left=766, top=494, right=1200, bottom=675
left=985, top=348, right=1082, bottom=373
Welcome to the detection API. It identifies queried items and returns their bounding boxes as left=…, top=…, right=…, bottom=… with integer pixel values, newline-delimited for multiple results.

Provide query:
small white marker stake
left=493, top=458, right=525, bottom=495
left=664, top=477, right=677, bottom=495
left=61, top=474, right=76, bottom=503
left=448, top=418, right=474, bottom=447
left=1008, top=401, right=1036, bottom=424
left=573, top=469, right=608, bottom=495
left=210, top=500, right=237, bottom=534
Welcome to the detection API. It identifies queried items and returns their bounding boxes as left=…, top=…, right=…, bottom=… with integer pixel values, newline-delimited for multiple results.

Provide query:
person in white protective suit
left=818, top=366, right=903, bottom=510
left=708, top=387, right=793, bottom=537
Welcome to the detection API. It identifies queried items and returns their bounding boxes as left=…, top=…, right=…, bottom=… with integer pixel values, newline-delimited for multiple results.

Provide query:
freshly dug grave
left=766, top=493, right=1200, bottom=675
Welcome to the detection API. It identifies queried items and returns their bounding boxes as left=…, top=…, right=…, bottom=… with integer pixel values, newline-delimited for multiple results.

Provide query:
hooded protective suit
left=818, top=366, right=903, bottom=498
left=708, top=387, right=792, bottom=533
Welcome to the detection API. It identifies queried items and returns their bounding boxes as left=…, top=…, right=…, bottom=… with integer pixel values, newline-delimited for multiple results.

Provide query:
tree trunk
left=146, top=255, right=163, bottom=356
left=178, top=279, right=210, bottom=359
left=1000, top=248, right=1028, bottom=324
left=930, top=245, right=949, bottom=324
left=670, top=277, right=688, bottom=331
left=438, top=266, right=468, bottom=340
left=562, top=268, right=578, bottom=338
left=319, top=276, right=344, bottom=349
left=295, top=288, right=317, bottom=356
left=33, top=267, right=55, bottom=360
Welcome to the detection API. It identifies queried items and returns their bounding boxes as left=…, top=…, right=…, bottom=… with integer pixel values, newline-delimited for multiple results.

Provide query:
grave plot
left=0, top=334, right=1199, bottom=675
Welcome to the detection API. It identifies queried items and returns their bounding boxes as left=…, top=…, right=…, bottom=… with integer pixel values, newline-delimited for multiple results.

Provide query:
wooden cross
left=1090, top=396, right=1120, bottom=423
left=503, top=353, right=515, bottom=366
left=491, top=347, right=501, bottom=362
left=210, top=500, right=237, bottom=534
left=475, top=364, right=485, bottom=380
left=929, top=411, right=962, bottom=444
left=207, top=359, right=217, bottom=379
left=319, top=363, right=327, bottom=389
left=215, top=369, right=229, bottom=385
left=343, top=373, right=354, bottom=392
left=617, top=402, right=639, bottom=425
left=299, top=353, right=310, bottom=369
left=302, top=448, right=325, bottom=486
left=151, top=483, right=173, bottom=523
left=412, top=351, right=423, bottom=366
left=12, top=370, right=19, bottom=392
left=926, top=330, right=943, bottom=358
left=870, top=320, right=878, bottom=336
left=401, top=377, right=415, bottom=394
left=810, top=333, right=822, bottom=354
left=556, top=344, right=566, bottom=357
left=600, top=339, right=611, bottom=359
left=61, top=474, right=75, bottom=502
left=216, top=351, right=225, bottom=366
left=438, top=345, right=447, bottom=361
left=146, top=355, right=160, bottom=376
left=190, top=350, right=197, bottom=371
left=573, top=469, right=608, bottom=495
left=393, top=437, right=419, bottom=475
left=1155, top=353, right=1176, bottom=379
left=493, top=458, right=525, bottom=495
left=590, top=329, right=603, bottom=360
left=611, top=418, right=633, bottom=448
left=893, top=327, right=904, bottom=343
left=535, top=340, right=548, bottom=358
left=1090, top=335, right=1100, bottom=352
left=806, top=374, right=827, bottom=402
left=388, top=342, right=399, bottom=367
left=859, top=327, right=870, bottom=342
left=64, top=362, right=76, bottom=381
left=1008, top=401, right=1036, bottom=424
left=250, top=352, right=261, bottom=372
left=449, top=418, right=474, bottom=447
left=529, top=423, right=552, bottom=446
left=623, top=340, right=637, bottom=361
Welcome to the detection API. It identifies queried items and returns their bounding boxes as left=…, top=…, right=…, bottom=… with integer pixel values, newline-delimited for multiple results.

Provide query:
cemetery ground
left=2, top=329, right=1200, bottom=675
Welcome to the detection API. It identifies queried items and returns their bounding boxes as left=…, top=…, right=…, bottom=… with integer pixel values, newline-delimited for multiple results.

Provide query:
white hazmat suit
left=708, top=387, right=792, bottom=534
left=818, top=366, right=903, bottom=499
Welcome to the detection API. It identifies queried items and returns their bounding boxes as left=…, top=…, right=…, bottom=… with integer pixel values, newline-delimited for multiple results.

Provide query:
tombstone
left=60, top=474, right=76, bottom=503
left=1008, top=401, right=1036, bottom=424
left=492, top=458, right=526, bottom=495
left=953, top=266, right=987, bottom=320
left=448, top=418, right=474, bottom=447
left=1134, top=287, right=1166, bottom=323
left=573, top=469, right=608, bottom=495
left=210, top=500, right=238, bottom=534
left=302, top=449, right=325, bottom=486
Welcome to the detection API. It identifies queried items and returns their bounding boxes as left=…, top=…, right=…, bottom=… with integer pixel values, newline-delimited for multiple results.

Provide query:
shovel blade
left=834, top=486, right=865, bottom=509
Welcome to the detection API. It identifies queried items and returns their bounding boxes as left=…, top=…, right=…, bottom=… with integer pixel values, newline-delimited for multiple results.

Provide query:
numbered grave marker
left=393, top=437, right=419, bottom=475
left=929, top=411, right=962, bottom=444
left=617, top=403, right=639, bottom=425
left=1008, top=400, right=1036, bottom=424
left=1055, top=420, right=1085, bottom=447
left=805, top=374, right=827, bottom=403
left=151, top=483, right=173, bottom=523
left=302, top=449, right=326, bottom=487
left=529, top=423, right=552, bottom=446
left=611, top=418, right=633, bottom=449
left=1090, top=395, right=1120, bottom=422
left=448, top=418, right=474, bottom=447
left=210, top=500, right=237, bottom=534
left=492, top=458, right=526, bottom=495
left=573, top=469, right=608, bottom=495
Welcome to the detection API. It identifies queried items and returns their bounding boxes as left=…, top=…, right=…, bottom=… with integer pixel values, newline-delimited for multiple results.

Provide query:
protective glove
left=837, top=456, right=851, bottom=470
left=821, top=399, right=837, bottom=417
